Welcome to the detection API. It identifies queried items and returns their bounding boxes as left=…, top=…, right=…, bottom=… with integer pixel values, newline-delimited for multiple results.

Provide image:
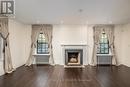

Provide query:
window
left=97, top=32, right=109, bottom=54
left=37, top=33, right=49, bottom=54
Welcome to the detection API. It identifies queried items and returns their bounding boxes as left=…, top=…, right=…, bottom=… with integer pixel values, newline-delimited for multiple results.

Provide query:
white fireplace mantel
left=61, top=43, right=88, bottom=67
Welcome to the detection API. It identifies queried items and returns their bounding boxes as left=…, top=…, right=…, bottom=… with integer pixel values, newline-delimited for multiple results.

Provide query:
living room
left=0, top=0, right=130, bottom=87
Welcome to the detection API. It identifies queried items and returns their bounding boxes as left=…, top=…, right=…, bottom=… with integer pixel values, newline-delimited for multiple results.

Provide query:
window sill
left=33, top=54, right=50, bottom=56
left=96, top=54, right=113, bottom=56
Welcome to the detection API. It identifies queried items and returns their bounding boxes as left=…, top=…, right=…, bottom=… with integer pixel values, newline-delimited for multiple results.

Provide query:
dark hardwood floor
left=0, top=65, right=130, bottom=87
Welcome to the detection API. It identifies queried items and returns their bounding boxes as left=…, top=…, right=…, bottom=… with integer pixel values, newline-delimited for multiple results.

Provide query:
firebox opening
left=68, top=52, right=79, bottom=63
left=65, top=49, right=83, bottom=66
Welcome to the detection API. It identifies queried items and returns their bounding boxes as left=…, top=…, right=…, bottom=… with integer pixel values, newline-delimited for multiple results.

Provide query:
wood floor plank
left=0, top=65, right=130, bottom=87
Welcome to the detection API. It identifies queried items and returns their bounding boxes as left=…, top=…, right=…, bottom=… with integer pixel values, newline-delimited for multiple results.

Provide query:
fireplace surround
left=61, top=44, right=87, bottom=68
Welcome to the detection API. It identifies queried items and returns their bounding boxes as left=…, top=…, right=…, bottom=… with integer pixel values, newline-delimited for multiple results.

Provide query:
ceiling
left=15, top=0, right=130, bottom=25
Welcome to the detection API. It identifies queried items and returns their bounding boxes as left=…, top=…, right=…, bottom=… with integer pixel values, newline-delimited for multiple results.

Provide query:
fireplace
left=65, top=49, right=83, bottom=66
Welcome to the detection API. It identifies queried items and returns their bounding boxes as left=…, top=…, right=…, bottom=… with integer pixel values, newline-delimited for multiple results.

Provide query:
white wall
left=115, top=25, right=124, bottom=65
left=115, top=24, right=130, bottom=67
left=121, top=24, right=130, bottom=67
left=87, top=25, right=94, bottom=64
left=0, top=37, right=4, bottom=75
left=53, top=25, right=90, bottom=65
left=0, top=19, right=31, bottom=76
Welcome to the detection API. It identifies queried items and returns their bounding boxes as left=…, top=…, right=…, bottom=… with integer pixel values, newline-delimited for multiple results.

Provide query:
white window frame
left=36, top=33, right=49, bottom=54
left=97, top=32, right=109, bottom=54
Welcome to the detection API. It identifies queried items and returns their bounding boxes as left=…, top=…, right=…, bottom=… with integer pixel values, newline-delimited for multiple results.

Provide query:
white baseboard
left=36, top=62, right=49, bottom=64
left=64, top=65, right=85, bottom=68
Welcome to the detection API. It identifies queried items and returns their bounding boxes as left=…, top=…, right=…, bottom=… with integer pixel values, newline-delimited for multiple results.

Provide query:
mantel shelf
left=61, top=44, right=88, bottom=46
left=33, top=54, right=50, bottom=56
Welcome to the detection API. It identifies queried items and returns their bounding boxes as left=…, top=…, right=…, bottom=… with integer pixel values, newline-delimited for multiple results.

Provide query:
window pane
left=103, top=38, right=108, bottom=43
left=100, top=39, right=104, bottom=43
left=104, top=44, right=108, bottom=48
left=100, top=44, right=105, bottom=48
left=105, top=49, right=109, bottom=53
left=101, top=49, right=105, bottom=53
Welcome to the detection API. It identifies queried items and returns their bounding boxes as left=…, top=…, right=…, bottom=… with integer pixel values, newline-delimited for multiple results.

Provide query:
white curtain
left=42, top=25, right=54, bottom=65
left=91, top=26, right=103, bottom=66
left=91, top=25, right=118, bottom=66
left=25, top=24, right=54, bottom=66
left=104, top=26, right=117, bottom=65
left=25, top=25, right=41, bottom=66
left=0, top=18, right=15, bottom=73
